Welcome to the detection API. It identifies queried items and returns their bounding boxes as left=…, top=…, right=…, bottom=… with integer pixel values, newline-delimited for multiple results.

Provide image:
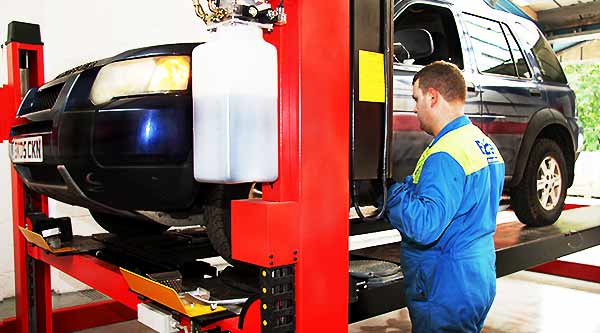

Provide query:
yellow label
left=358, top=50, right=386, bottom=103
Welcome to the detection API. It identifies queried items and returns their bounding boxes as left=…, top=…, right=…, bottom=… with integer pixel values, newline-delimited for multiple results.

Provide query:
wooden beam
left=520, top=6, right=538, bottom=21
left=539, top=2, right=600, bottom=31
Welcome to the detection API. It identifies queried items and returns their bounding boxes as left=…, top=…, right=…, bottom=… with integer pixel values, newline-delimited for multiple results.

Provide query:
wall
left=0, top=0, right=209, bottom=300
left=568, top=152, right=600, bottom=198
left=558, top=39, right=600, bottom=64
left=0, top=143, right=15, bottom=301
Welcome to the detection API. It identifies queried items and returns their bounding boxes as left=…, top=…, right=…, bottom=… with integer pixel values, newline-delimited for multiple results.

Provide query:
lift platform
left=1, top=204, right=599, bottom=333
left=348, top=204, right=600, bottom=322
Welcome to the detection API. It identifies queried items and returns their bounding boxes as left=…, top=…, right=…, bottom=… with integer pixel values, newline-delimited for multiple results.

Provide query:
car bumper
left=10, top=72, right=198, bottom=212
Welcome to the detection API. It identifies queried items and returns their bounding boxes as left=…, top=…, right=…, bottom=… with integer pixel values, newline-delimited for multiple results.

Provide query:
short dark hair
left=412, top=61, right=466, bottom=103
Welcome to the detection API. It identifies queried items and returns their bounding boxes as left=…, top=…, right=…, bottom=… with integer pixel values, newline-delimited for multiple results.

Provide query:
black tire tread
left=205, top=184, right=253, bottom=267
left=511, top=139, right=567, bottom=227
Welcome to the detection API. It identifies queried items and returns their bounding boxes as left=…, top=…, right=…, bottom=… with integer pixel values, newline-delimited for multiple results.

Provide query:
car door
left=462, top=13, right=546, bottom=178
left=392, top=1, right=482, bottom=180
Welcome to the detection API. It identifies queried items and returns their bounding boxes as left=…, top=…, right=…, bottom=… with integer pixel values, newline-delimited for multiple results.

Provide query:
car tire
left=90, top=211, right=170, bottom=235
left=511, top=139, right=567, bottom=226
left=204, top=184, right=255, bottom=269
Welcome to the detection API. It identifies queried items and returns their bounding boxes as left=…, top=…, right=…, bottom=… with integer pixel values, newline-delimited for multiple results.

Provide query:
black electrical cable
left=351, top=0, right=392, bottom=222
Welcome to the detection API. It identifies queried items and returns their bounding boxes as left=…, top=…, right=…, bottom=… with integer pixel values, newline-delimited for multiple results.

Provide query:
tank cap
left=6, top=21, right=43, bottom=45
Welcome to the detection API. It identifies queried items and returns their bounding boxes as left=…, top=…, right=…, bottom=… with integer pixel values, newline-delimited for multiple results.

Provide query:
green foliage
left=564, top=64, right=600, bottom=151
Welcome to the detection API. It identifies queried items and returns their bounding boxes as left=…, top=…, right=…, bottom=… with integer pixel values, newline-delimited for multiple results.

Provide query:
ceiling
left=513, top=0, right=595, bottom=11
left=512, top=0, right=600, bottom=42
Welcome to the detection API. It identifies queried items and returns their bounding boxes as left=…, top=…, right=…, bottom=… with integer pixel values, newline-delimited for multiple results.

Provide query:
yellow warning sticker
left=358, top=50, right=385, bottom=103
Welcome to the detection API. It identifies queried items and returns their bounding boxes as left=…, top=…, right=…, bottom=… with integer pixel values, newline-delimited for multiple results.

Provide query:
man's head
left=412, top=61, right=466, bottom=136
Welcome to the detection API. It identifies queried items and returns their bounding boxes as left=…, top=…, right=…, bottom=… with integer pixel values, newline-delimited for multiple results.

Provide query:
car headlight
left=90, top=55, right=190, bottom=105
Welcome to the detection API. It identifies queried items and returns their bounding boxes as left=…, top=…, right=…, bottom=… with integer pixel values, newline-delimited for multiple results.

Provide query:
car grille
left=10, top=120, right=53, bottom=137
left=28, top=83, right=63, bottom=113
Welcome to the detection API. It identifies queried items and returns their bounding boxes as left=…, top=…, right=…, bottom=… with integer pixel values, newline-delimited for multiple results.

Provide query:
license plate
left=11, top=136, right=43, bottom=163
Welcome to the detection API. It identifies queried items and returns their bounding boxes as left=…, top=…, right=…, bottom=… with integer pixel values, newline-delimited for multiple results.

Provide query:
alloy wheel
left=536, top=156, right=562, bottom=210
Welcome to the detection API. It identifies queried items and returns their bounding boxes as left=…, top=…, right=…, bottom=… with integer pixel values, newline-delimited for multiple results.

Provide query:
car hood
left=46, top=43, right=201, bottom=88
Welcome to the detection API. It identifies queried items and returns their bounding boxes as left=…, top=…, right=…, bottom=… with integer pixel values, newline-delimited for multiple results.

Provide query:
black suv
left=9, top=1, right=581, bottom=260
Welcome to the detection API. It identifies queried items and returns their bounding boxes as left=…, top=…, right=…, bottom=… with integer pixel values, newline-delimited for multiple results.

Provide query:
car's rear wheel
left=511, top=139, right=567, bottom=226
left=204, top=184, right=254, bottom=268
left=90, top=211, right=170, bottom=235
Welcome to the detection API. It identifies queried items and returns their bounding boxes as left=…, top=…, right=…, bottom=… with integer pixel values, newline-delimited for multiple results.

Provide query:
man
left=386, top=61, right=504, bottom=333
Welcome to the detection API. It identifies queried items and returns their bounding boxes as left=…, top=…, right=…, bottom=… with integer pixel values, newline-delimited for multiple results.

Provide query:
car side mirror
left=394, top=29, right=434, bottom=63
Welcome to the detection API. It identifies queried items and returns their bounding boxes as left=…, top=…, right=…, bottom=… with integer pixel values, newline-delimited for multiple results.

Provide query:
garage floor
left=350, top=270, right=600, bottom=333
left=2, top=270, right=599, bottom=332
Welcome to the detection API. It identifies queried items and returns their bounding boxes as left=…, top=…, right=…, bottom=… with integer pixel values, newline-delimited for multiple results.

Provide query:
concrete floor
left=2, top=270, right=598, bottom=332
left=0, top=289, right=109, bottom=320
left=349, top=271, right=600, bottom=333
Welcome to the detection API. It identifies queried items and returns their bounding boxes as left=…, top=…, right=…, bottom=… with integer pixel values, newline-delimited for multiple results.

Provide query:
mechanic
left=385, top=61, right=505, bottom=333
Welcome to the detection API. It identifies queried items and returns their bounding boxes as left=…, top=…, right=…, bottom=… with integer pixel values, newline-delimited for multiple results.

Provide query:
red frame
left=232, top=0, right=351, bottom=331
left=2, top=5, right=351, bottom=330
left=1, top=40, right=138, bottom=333
left=526, top=203, right=600, bottom=283
left=530, top=260, right=600, bottom=283
left=6, top=40, right=52, bottom=333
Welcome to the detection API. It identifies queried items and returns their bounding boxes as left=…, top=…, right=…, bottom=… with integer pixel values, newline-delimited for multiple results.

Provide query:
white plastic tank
left=192, top=23, right=278, bottom=184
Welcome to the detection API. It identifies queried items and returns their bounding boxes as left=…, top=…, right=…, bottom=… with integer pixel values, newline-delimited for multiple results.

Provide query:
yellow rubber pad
left=120, top=268, right=226, bottom=317
left=19, top=227, right=76, bottom=254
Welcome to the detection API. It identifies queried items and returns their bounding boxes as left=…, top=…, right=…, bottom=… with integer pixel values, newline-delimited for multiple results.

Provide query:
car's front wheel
left=204, top=184, right=254, bottom=267
left=511, top=138, right=567, bottom=226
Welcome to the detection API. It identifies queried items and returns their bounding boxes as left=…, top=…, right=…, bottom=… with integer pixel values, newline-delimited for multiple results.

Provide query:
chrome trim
left=11, top=132, right=52, bottom=139
left=21, top=108, right=53, bottom=121
left=16, top=88, right=34, bottom=117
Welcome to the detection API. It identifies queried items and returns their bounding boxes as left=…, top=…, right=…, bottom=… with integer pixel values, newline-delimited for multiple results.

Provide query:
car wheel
left=204, top=184, right=255, bottom=268
left=511, top=139, right=567, bottom=226
left=90, top=211, right=170, bottom=235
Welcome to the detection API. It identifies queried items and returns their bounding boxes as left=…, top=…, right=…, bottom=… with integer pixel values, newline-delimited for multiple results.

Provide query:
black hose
left=351, top=0, right=393, bottom=222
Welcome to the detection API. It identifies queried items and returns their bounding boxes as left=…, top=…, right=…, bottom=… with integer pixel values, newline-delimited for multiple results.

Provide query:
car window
left=502, top=24, right=531, bottom=79
left=531, top=32, right=568, bottom=83
left=463, top=14, right=517, bottom=77
left=394, top=3, right=464, bottom=69
left=513, top=21, right=567, bottom=84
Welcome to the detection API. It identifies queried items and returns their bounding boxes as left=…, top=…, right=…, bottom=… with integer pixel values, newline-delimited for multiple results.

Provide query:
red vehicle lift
left=1, top=2, right=600, bottom=333
left=2, top=2, right=351, bottom=332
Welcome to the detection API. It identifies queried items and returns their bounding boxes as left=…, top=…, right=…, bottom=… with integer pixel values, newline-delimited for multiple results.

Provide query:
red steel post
left=232, top=0, right=351, bottom=331
left=6, top=40, right=51, bottom=333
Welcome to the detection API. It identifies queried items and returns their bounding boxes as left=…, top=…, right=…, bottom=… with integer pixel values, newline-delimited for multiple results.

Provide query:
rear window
left=514, top=22, right=567, bottom=84
left=463, top=14, right=517, bottom=77
left=502, top=24, right=531, bottom=79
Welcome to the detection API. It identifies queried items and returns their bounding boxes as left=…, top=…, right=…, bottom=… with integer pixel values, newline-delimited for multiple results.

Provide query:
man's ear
left=427, top=87, right=439, bottom=108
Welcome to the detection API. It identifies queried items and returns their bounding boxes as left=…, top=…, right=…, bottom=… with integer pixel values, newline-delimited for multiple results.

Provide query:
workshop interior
left=0, top=0, right=600, bottom=332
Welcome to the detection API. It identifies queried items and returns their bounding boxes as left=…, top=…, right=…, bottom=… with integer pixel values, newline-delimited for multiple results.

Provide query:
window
left=513, top=22, right=567, bottom=84
left=394, top=4, right=464, bottom=69
left=464, top=14, right=517, bottom=77
left=502, top=24, right=531, bottom=79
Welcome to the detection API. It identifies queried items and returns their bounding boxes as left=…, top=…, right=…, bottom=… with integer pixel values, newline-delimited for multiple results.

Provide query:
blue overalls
left=387, top=116, right=504, bottom=333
